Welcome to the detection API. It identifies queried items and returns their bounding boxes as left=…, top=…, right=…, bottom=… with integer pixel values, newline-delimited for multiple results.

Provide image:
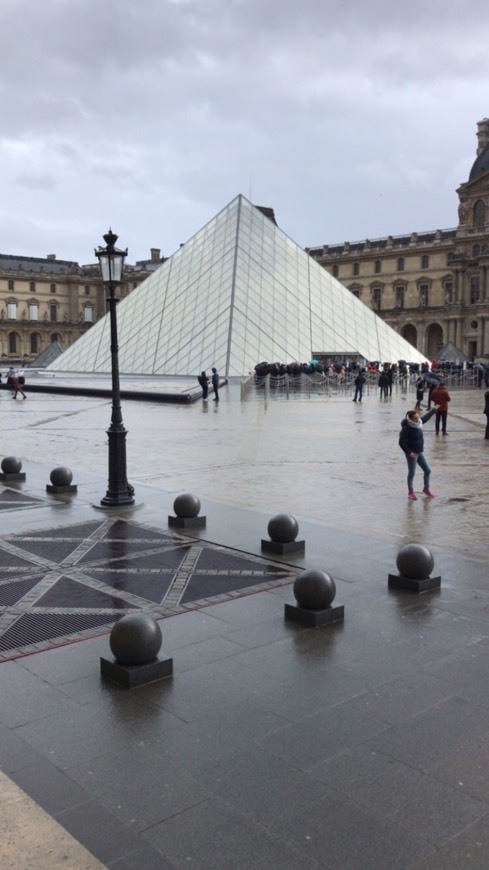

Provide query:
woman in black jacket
left=399, top=407, right=438, bottom=500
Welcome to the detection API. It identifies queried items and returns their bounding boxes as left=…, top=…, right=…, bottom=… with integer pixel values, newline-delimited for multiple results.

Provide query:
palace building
left=0, top=249, right=166, bottom=365
left=306, top=118, right=489, bottom=362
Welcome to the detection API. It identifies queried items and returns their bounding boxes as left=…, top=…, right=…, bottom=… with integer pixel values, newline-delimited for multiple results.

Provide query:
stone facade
left=307, top=118, right=489, bottom=362
left=0, top=249, right=165, bottom=365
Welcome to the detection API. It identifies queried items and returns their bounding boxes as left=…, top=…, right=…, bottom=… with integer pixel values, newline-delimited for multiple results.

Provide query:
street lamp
left=95, top=229, right=135, bottom=507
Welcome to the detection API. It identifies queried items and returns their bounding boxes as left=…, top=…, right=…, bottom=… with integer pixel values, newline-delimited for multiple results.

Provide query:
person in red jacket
left=430, top=382, right=451, bottom=435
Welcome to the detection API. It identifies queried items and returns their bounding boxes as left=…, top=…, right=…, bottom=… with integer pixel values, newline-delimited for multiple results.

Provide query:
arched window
left=30, top=333, right=40, bottom=354
left=474, top=200, right=485, bottom=228
left=8, top=332, right=18, bottom=354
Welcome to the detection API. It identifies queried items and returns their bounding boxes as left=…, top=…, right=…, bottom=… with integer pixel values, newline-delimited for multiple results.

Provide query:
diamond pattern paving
left=0, top=518, right=296, bottom=661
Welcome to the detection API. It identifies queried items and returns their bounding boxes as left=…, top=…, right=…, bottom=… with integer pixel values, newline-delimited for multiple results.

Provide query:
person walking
left=11, top=373, right=26, bottom=400
left=197, top=371, right=209, bottom=400
left=430, top=381, right=451, bottom=435
left=399, top=406, right=438, bottom=500
left=484, top=389, right=489, bottom=440
left=378, top=370, right=389, bottom=399
left=352, top=369, right=366, bottom=402
left=211, top=367, right=220, bottom=402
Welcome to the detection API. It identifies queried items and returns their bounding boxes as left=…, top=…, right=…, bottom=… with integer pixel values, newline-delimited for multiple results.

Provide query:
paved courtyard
left=1, top=377, right=489, bottom=868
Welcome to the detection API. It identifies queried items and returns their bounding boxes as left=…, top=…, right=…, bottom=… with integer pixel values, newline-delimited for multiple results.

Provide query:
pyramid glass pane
left=48, top=195, right=428, bottom=377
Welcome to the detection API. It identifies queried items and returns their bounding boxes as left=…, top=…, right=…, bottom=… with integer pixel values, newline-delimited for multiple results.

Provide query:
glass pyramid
left=48, top=195, right=428, bottom=376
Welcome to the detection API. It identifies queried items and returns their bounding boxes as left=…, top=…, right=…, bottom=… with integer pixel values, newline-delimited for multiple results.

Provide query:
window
left=372, top=288, right=382, bottom=310
left=50, top=304, right=57, bottom=322
left=8, top=279, right=14, bottom=291
left=50, top=283, right=56, bottom=294
left=353, top=262, right=359, bottom=276
left=351, top=289, right=360, bottom=299
left=419, top=284, right=429, bottom=307
left=29, top=303, right=39, bottom=321
left=29, top=281, right=36, bottom=293
left=333, top=265, right=339, bottom=278
left=474, top=200, right=485, bottom=228
left=473, top=244, right=481, bottom=258
left=30, top=333, right=39, bottom=354
left=470, top=276, right=480, bottom=303
left=444, top=282, right=453, bottom=303
left=83, top=306, right=93, bottom=323
left=7, top=302, right=16, bottom=319
left=84, top=286, right=90, bottom=296
left=397, top=257, right=404, bottom=272
left=421, top=254, right=429, bottom=269
left=374, top=260, right=381, bottom=274
left=395, top=286, right=405, bottom=309
left=8, top=333, right=17, bottom=353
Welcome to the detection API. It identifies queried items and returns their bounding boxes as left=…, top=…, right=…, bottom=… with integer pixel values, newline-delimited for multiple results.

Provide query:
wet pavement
left=1, top=377, right=489, bottom=867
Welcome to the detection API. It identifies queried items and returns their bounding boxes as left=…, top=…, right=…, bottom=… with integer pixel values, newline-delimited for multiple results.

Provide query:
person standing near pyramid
left=211, top=368, right=220, bottom=401
left=197, top=371, right=209, bottom=400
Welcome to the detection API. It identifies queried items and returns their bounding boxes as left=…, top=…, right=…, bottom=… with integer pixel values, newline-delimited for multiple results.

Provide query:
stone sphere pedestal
left=46, top=466, right=77, bottom=494
left=0, top=456, right=26, bottom=482
left=388, top=543, right=441, bottom=593
left=100, top=613, right=173, bottom=688
left=168, top=492, right=206, bottom=529
left=284, top=568, right=344, bottom=626
left=261, top=512, right=305, bottom=554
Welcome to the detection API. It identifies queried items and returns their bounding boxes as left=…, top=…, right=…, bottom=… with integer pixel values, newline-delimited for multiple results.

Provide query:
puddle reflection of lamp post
left=95, top=229, right=135, bottom=507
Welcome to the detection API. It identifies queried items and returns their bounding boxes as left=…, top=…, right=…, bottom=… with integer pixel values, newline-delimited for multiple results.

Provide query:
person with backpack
left=399, top=406, right=439, bottom=500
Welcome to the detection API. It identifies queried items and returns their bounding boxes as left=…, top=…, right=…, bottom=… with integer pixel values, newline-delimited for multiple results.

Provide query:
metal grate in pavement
left=0, top=517, right=296, bottom=661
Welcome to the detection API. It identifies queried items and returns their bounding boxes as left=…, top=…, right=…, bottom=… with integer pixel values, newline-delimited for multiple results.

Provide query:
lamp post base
left=100, top=426, right=135, bottom=508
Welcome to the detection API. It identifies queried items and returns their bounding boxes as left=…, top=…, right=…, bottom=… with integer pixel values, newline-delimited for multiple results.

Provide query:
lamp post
left=95, top=229, right=135, bottom=507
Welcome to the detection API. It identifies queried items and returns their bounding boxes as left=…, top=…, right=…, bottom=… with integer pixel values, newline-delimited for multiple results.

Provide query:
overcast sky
left=1, top=0, right=489, bottom=265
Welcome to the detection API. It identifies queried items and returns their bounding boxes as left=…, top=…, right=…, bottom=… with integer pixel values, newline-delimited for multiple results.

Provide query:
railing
left=241, top=369, right=485, bottom=401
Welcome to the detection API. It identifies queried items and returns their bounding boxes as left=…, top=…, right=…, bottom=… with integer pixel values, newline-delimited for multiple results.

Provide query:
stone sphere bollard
left=396, top=543, right=434, bottom=580
left=110, top=613, right=162, bottom=665
left=173, top=492, right=201, bottom=519
left=50, top=467, right=73, bottom=487
left=268, top=513, right=299, bottom=544
left=294, top=569, right=336, bottom=610
left=1, top=456, right=22, bottom=474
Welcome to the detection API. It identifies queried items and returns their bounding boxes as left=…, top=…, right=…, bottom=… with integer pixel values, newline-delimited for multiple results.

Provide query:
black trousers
left=435, top=409, right=447, bottom=433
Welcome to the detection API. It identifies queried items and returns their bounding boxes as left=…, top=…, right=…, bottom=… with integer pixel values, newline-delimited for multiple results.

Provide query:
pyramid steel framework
left=48, top=195, right=428, bottom=377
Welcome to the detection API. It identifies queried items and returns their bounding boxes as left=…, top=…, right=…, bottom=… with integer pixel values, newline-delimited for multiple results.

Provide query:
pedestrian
left=430, top=381, right=451, bottom=434
left=398, top=406, right=439, bottom=500
left=211, top=367, right=220, bottom=402
left=197, top=371, right=209, bottom=400
left=415, top=375, right=426, bottom=410
left=386, top=365, right=394, bottom=396
left=484, top=389, right=489, bottom=440
left=6, top=366, right=15, bottom=394
left=11, top=374, right=26, bottom=400
left=378, top=370, right=389, bottom=398
left=352, top=369, right=366, bottom=402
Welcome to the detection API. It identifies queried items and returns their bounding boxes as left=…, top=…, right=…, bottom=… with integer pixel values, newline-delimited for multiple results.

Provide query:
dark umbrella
left=423, top=372, right=442, bottom=385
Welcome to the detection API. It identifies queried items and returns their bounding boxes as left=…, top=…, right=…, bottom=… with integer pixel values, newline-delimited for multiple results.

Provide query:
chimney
left=476, top=118, right=489, bottom=155
left=150, top=248, right=161, bottom=261
left=46, top=254, right=56, bottom=261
